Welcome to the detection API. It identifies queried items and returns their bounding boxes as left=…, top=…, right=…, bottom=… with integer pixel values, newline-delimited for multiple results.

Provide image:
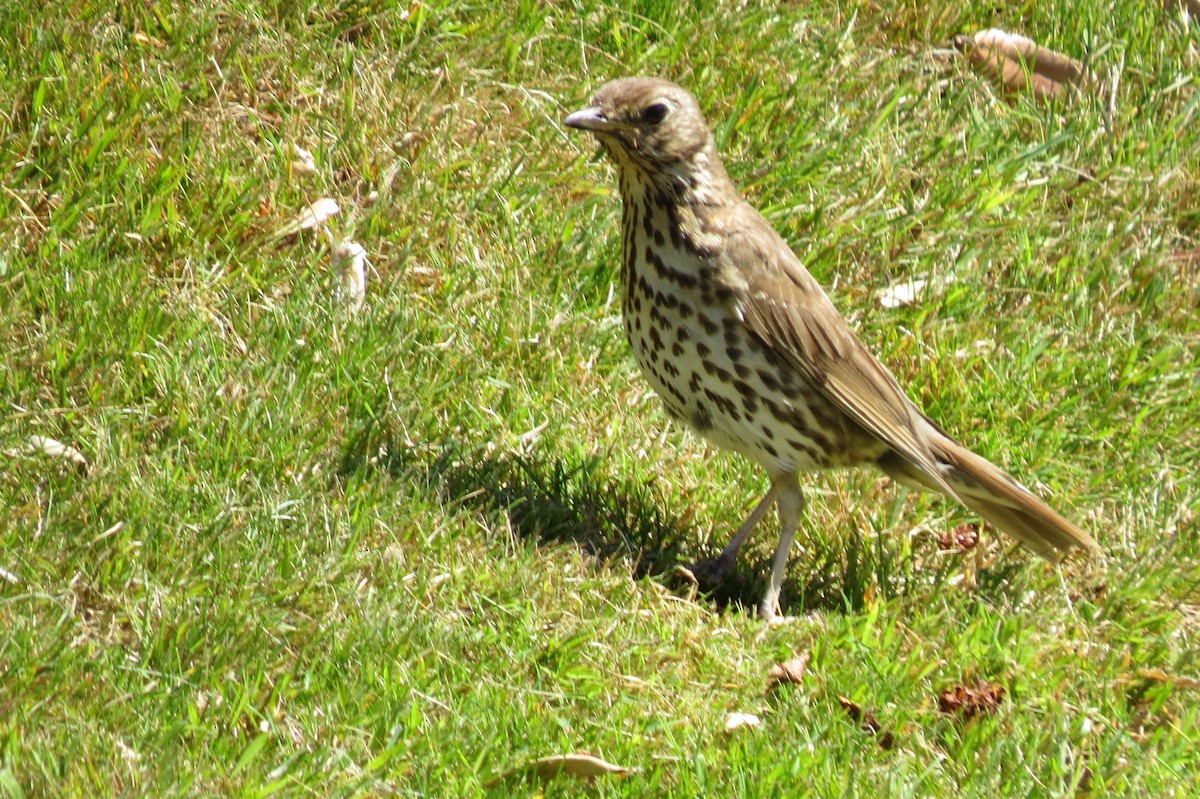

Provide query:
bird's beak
left=564, top=106, right=612, bottom=132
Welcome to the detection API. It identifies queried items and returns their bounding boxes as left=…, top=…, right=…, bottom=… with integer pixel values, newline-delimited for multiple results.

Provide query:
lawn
left=1, top=1, right=1197, bottom=796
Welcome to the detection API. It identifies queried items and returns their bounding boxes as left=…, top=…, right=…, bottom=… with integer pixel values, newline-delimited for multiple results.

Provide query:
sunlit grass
left=1, top=1, right=1197, bottom=796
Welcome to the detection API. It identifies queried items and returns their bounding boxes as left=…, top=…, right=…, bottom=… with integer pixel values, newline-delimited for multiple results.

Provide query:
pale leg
left=758, top=476, right=804, bottom=622
left=686, top=479, right=786, bottom=586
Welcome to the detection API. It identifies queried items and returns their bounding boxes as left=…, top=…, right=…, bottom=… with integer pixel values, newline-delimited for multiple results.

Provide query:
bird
left=563, top=77, right=1098, bottom=622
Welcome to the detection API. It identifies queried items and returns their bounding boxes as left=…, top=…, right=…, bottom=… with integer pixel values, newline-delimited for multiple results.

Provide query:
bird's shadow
left=337, top=424, right=1017, bottom=617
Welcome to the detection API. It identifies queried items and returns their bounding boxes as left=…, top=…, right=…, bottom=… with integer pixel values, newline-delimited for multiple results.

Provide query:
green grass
left=2, top=0, right=1198, bottom=795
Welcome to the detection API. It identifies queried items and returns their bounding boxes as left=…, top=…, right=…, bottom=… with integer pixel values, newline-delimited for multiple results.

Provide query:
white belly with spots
left=622, top=254, right=882, bottom=476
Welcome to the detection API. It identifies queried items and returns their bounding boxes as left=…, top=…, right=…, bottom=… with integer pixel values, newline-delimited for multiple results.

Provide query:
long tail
left=879, top=429, right=1099, bottom=560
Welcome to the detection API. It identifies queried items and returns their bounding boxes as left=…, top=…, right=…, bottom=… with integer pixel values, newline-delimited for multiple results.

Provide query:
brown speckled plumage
left=566, top=77, right=1097, bottom=621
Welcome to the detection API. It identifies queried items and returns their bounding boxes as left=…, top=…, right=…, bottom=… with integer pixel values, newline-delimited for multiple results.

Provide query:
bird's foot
left=756, top=604, right=795, bottom=626
left=680, top=553, right=735, bottom=590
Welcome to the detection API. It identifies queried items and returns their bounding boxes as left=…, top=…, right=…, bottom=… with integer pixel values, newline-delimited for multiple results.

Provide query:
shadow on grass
left=338, top=427, right=688, bottom=569
left=337, top=425, right=1013, bottom=617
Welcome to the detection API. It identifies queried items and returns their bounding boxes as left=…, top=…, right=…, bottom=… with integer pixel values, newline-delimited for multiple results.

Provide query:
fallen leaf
left=1137, top=668, right=1200, bottom=691
left=7, top=436, right=89, bottom=471
left=130, top=31, right=166, bottom=48
left=724, top=712, right=762, bottom=733
left=331, top=239, right=368, bottom=311
left=938, top=681, right=1006, bottom=719
left=954, top=29, right=1096, bottom=102
left=296, top=198, right=339, bottom=230
left=876, top=278, right=928, bottom=309
left=837, top=696, right=895, bottom=749
left=768, top=653, right=810, bottom=687
left=939, top=523, right=980, bottom=553
left=405, top=265, right=443, bottom=290
left=485, top=753, right=632, bottom=787
left=275, top=198, right=340, bottom=239
left=292, top=144, right=317, bottom=176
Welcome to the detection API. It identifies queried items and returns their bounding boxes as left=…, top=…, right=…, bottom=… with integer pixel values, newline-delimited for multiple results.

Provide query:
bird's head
left=565, top=77, right=729, bottom=195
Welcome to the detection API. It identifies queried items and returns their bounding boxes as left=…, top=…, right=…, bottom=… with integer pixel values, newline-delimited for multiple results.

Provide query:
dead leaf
left=485, top=752, right=632, bottom=787
left=768, top=653, right=810, bottom=688
left=954, top=29, right=1096, bottom=102
left=405, top=265, right=443, bottom=290
left=296, top=198, right=339, bottom=230
left=1137, top=668, right=1200, bottom=691
left=939, top=523, right=980, bottom=553
left=275, top=198, right=340, bottom=240
left=331, top=239, right=368, bottom=311
left=837, top=696, right=895, bottom=749
left=7, top=436, right=89, bottom=471
left=724, top=712, right=762, bottom=733
left=937, top=681, right=1006, bottom=719
left=876, top=278, right=928, bottom=309
left=292, top=144, right=317, bottom=176
left=130, top=31, right=166, bottom=49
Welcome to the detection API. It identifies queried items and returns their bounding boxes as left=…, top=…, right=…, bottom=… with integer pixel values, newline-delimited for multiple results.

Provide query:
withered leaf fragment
left=954, top=29, right=1096, bottom=102
left=837, top=696, right=895, bottom=750
left=484, top=753, right=632, bottom=787
left=768, top=653, right=810, bottom=688
left=938, top=681, right=1007, bottom=719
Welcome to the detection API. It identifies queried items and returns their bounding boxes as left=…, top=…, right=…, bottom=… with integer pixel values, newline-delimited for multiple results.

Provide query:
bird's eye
left=642, top=102, right=669, bottom=125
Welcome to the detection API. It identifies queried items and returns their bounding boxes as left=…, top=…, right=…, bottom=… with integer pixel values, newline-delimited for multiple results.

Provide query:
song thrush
left=564, top=77, right=1097, bottom=621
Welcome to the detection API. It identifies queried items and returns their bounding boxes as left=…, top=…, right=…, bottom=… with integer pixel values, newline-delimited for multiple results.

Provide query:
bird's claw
left=683, top=555, right=734, bottom=590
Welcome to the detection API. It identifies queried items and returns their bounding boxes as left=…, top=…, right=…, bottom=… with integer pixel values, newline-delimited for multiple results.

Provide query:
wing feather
left=721, top=208, right=957, bottom=497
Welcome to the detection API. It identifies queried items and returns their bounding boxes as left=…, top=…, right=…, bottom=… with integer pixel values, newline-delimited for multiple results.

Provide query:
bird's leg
left=685, top=479, right=785, bottom=589
left=758, top=476, right=804, bottom=623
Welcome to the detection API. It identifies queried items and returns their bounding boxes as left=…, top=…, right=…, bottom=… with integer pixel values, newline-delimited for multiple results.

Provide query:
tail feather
left=879, top=431, right=1099, bottom=560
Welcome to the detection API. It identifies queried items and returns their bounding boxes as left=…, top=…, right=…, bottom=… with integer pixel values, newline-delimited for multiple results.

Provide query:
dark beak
left=564, top=106, right=612, bottom=132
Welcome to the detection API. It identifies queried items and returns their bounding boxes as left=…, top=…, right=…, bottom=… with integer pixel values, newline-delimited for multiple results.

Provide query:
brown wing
left=721, top=207, right=958, bottom=497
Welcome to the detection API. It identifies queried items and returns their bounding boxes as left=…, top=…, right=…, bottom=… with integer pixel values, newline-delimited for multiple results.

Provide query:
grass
left=1, top=0, right=1198, bottom=795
